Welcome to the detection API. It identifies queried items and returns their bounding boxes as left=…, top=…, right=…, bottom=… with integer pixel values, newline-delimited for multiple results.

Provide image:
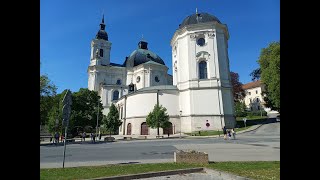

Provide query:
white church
left=87, top=11, right=236, bottom=135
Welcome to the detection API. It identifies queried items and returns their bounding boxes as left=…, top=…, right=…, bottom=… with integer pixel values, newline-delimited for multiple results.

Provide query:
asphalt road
left=40, top=122, right=280, bottom=168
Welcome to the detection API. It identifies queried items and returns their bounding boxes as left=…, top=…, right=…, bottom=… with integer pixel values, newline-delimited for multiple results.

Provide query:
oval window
left=197, top=38, right=205, bottom=46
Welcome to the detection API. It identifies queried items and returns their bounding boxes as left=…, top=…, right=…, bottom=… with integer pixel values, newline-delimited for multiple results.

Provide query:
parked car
left=276, top=115, right=280, bottom=122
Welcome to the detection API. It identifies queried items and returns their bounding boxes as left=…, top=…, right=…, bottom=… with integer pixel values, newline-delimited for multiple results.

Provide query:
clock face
left=136, top=76, right=141, bottom=83
left=197, top=38, right=205, bottom=46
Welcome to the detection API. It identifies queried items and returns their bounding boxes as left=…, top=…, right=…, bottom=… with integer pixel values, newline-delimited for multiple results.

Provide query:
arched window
left=99, top=49, right=104, bottom=57
left=199, top=61, right=207, bottom=79
left=113, top=90, right=119, bottom=100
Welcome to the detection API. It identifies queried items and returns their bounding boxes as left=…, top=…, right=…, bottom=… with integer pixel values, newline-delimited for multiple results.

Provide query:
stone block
left=174, top=150, right=208, bottom=164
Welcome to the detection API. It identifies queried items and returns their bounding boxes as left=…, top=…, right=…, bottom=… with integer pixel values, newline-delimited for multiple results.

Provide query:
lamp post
left=179, top=110, right=182, bottom=138
left=96, top=99, right=99, bottom=136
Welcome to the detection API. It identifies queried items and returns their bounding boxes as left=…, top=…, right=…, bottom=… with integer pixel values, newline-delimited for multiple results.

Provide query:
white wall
left=190, top=89, right=221, bottom=115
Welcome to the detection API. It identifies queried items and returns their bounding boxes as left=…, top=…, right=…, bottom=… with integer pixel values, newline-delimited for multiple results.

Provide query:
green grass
left=207, top=161, right=280, bottom=180
left=40, top=161, right=280, bottom=180
left=40, top=163, right=199, bottom=180
left=236, top=116, right=268, bottom=121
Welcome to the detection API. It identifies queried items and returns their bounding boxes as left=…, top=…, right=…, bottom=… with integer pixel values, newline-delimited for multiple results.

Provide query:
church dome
left=124, top=41, right=165, bottom=67
left=179, top=12, right=221, bottom=29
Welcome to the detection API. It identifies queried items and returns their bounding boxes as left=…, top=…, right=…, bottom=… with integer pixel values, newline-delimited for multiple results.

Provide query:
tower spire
left=102, top=14, right=104, bottom=24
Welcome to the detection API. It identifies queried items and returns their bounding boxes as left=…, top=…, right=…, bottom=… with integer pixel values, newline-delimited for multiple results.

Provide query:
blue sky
left=40, top=0, right=279, bottom=94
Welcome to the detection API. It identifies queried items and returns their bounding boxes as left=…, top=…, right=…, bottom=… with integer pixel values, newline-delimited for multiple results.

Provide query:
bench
left=123, top=137, right=132, bottom=140
left=138, top=136, right=147, bottom=139
left=65, top=139, right=75, bottom=143
left=104, top=137, right=115, bottom=142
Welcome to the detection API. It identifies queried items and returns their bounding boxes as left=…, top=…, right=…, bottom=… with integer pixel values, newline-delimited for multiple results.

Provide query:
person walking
left=223, top=126, right=227, bottom=140
left=231, top=128, right=236, bottom=140
left=82, top=132, right=86, bottom=142
left=54, top=132, right=60, bottom=144
left=227, top=129, right=232, bottom=140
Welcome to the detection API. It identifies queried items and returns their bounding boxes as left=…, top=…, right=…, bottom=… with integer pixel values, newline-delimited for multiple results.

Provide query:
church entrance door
left=141, top=122, right=148, bottom=135
left=163, top=122, right=173, bottom=135
left=127, top=123, right=132, bottom=135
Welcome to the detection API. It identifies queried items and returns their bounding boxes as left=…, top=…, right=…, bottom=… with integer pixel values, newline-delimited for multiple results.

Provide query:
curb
left=85, top=167, right=204, bottom=180
left=203, top=168, right=252, bottom=180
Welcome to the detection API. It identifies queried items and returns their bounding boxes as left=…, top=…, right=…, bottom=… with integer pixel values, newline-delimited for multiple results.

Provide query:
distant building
left=242, top=80, right=267, bottom=111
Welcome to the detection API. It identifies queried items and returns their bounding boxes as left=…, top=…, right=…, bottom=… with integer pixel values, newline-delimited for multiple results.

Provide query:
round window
left=155, top=76, right=160, bottom=82
left=116, top=79, right=121, bottom=85
left=197, top=38, right=205, bottom=46
left=136, top=76, right=141, bottom=83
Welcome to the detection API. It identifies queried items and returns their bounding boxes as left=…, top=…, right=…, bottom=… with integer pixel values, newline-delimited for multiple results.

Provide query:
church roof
left=179, top=12, right=221, bottom=29
left=124, top=40, right=165, bottom=67
left=96, top=15, right=108, bottom=41
left=242, top=80, right=262, bottom=90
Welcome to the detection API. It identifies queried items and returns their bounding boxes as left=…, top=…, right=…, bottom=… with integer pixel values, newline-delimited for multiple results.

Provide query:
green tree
left=40, top=74, right=57, bottom=125
left=234, top=101, right=247, bottom=117
left=103, top=104, right=122, bottom=137
left=69, top=88, right=104, bottom=134
left=257, top=41, right=280, bottom=112
left=146, top=104, right=170, bottom=136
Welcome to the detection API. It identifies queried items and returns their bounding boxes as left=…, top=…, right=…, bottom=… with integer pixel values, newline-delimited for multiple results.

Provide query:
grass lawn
left=40, top=161, right=280, bottom=180
left=208, top=161, right=280, bottom=180
left=236, top=116, right=268, bottom=121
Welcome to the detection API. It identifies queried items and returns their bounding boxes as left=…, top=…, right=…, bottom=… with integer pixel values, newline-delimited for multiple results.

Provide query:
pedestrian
left=231, top=128, right=236, bottom=140
left=93, top=133, right=96, bottom=143
left=99, top=132, right=102, bottom=140
left=61, top=134, right=64, bottom=143
left=54, top=132, right=60, bottom=144
left=223, top=126, right=227, bottom=140
left=82, top=132, right=86, bottom=142
left=227, top=130, right=232, bottom=140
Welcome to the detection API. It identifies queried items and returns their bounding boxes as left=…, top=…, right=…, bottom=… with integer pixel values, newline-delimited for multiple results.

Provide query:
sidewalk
left=40, top=124, right=263, bottom=146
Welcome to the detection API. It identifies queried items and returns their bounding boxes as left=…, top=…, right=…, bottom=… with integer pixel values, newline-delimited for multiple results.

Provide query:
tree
left=230, top=71, right=245, bottom=102
left=257, top=41, right=280, bottom=112
left=69, top=88, right=104, bottom=134
left=146, top=104, right=170, bottom=136
left=250, top=68, right=261, bottom=81
left=40, top=74, right=57, bottom=125
left=234, top=101, right=247, bottom=117
left=103, top=104, right=122, bottom=137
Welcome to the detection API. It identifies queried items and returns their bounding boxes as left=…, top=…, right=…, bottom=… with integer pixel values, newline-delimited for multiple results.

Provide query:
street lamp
left=96, top=99, right=99, bottom=137
left=179, top=110, right=182, bottom=138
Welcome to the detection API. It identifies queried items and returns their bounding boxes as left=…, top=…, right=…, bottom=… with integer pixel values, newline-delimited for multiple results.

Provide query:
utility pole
left=62, top=89, right=72, bottom=169
left=96, top=99, right=99, bottom=135
left=157, top=90, right=160, bottom=136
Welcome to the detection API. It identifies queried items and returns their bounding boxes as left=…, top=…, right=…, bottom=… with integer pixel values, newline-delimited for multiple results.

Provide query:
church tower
left=171, top=11, right=236, bottom=131
left=88, top=15, right=112, bottom=91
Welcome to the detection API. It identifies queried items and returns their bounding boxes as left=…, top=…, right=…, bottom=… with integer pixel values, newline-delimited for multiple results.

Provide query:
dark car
left=276, top=115, right=280, bottom=122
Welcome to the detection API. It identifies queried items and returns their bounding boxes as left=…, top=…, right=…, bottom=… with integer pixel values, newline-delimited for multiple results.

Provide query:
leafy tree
left=230, top=71, right=245, bottom=102
left=69, top=88, right=104, bottom=134
left=40, top=74, right=57, bottom=125
left=103, top=104, right=122, bottom=137
left=146, top=104, right=170, bottom=135
left=234, top=101, right=247, bottom=117
left=257, top=41, right=280, bottom=112
left=250, top=68, right=261, bottom=81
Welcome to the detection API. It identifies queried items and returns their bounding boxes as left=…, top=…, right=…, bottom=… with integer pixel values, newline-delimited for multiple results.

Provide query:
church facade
left=88, top=12, right=236, bottom=135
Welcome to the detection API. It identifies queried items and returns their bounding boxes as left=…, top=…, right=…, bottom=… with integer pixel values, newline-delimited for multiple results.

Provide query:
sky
left=40, top=0, right=280, bottom=94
